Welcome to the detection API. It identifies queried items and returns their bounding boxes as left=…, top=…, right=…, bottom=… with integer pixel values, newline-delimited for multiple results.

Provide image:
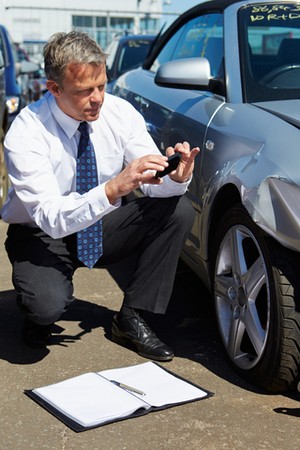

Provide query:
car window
left=151, top=14, right=224, bottom=77
left=117, top=39, right=153, bottom=75
left=150, top=26, right=186, bottom=71
left=239, top=2, right=300, bottom=101
left=105, top=39, right=119, bottom=70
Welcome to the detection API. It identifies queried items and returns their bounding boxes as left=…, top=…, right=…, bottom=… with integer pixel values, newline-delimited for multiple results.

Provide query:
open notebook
left=25, top=361, right=213, bottom=431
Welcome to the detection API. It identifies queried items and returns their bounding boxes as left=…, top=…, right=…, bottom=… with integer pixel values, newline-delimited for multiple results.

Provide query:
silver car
left=114, top=0, right=300, bottom=392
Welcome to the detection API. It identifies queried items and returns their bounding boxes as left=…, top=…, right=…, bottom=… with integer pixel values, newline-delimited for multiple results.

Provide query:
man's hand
left=166, top=141, right=200, bottom=183
left=105, top=142, right=200, bottom=204
left=105, top=154, right=168, bottom=204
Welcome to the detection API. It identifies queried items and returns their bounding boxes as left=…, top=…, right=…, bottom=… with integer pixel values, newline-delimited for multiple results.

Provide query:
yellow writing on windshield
left=250, top=3, right=300, bottom=21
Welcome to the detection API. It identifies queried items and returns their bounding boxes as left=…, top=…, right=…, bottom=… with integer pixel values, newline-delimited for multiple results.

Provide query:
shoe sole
left=111, top=332, right=174, bottom=362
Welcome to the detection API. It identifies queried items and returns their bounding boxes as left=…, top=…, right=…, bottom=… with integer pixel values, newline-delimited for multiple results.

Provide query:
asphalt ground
left=0, top=218, right=300, bottom=449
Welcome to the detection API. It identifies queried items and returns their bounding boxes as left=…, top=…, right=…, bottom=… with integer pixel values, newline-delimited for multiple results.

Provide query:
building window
left=140, top=17, right=159, bottom=34
left=73, top=16, right=107, bottom=28
left=72, top=15, right=136, bottom=48
left=110, top=17, right=134, bottom=31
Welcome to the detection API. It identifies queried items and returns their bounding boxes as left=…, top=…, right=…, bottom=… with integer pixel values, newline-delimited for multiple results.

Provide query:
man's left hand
left=166, top=141, right=200, bottom=183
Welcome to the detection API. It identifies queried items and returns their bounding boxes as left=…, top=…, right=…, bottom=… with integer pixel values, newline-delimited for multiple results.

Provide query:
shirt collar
left=47, top=92, right=92, bottom=139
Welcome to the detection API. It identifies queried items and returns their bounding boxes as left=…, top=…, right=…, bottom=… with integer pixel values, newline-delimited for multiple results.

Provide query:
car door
left=118, top=12, right=225, bottom=262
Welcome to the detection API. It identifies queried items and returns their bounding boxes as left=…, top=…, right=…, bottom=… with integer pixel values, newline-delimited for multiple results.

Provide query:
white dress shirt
left=1, top=92, right=190, bottom=238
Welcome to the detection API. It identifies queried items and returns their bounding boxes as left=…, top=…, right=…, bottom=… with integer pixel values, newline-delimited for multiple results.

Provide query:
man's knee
left=17, top=289, right=73, bottom=325
left=178, top=195, right=195, bottom=220
left=14, top=268, right=74, bottom=325
left=170, top=195, right=196, bottom=232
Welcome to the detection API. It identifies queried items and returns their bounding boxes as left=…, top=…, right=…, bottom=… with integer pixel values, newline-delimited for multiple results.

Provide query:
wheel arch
left=207, top=183, right=242, bottom=265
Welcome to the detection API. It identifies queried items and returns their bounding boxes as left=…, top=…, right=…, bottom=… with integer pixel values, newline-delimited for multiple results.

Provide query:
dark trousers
left=5, top=195, right=195, bottom=325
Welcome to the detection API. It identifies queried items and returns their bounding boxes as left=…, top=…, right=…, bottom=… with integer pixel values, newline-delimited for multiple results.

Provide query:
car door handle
left=140, top=98, right=149, bottom=113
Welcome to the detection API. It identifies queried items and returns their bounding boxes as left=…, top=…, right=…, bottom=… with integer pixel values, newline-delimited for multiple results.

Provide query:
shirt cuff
left=88, top=183, right=121, bottom=217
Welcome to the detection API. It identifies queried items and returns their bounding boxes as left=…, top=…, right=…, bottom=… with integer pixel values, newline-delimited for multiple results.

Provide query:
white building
left=0, top=0, right=163, bottom=62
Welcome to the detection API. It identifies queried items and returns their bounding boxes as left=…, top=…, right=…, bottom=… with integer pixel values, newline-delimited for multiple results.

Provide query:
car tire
left=0, top=126, right=8, bottom=210
left=211, top=204, right=300, bottom=392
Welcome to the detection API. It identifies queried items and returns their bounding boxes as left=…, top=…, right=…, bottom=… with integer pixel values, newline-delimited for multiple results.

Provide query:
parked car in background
left=114, top=0, right=300, bottom=393
left=0, top=25, right=39, bottom=126
left=28, top=68, right=47, bottom=102
left=15, top=42, right=30, bottom=63
left=105, top=33, right=156, bottom=93
left=15, top=42, right=46, bottom=101
left=0, top=28, right=8, bottom=210
left=35, top=68, right=47, bottom=98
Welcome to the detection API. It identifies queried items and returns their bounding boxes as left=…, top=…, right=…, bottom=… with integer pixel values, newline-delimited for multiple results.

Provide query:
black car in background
left=105, top=33, right=156, bottom=93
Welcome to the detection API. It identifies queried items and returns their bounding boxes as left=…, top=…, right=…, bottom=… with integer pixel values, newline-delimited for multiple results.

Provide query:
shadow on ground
left=0, top=288, right=115, bottom=364
left=0, top=258, right=263, bottom=396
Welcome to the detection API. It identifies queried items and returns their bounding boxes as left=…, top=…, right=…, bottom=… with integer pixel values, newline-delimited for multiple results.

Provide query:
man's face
left=46, top=62, right=107, bottom=122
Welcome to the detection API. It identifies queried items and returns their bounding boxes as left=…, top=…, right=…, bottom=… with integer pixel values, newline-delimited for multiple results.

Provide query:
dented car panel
left=202, top=99, right=300, bottom=256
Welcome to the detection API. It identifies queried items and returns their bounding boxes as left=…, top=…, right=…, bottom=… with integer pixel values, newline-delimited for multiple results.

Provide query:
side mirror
left=155, top=57, right=225, bottom=94
left=155, top=57, right=211, bottom=90
left=20, top=60, right=40, bottom=74
left=155, top=58, right=211, bottom=89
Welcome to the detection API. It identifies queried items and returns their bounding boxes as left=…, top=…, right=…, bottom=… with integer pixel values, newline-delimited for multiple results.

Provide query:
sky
left=164, top=0, right=201, bottom=13
left=162, top=0, right=201, bottom=27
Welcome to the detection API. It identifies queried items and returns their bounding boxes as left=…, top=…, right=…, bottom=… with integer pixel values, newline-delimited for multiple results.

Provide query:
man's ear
left=46, top=80, right=61, bottom=97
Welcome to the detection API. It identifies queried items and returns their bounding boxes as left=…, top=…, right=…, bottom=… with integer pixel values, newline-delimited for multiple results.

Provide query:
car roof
left=115, top=34, right=156, bottom=44
left=164, top=0, right=244, bottom=32
left=165, top=0, right=292, bottom=28
left=180, top=0, right=253, bottom=13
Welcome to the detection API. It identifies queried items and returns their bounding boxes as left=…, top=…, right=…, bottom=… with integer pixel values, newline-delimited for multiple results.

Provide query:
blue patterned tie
left=76, top=121, right=103, bottom=268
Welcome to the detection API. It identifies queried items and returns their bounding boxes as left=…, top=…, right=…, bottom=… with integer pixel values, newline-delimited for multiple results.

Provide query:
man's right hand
left=105, top=154, right=168, bottom=204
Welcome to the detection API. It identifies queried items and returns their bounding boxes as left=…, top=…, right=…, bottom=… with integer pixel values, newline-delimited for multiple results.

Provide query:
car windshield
left=238, top=2, right=300, bottom=102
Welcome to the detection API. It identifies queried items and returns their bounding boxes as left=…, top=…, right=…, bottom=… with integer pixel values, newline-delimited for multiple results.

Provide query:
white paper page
left=100, top=362, right=208, bottom=407
left=33, top=372, right=150, bottom=427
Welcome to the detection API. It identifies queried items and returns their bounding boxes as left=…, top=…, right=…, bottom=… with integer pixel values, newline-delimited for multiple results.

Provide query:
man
left=1, top=31, right=199, bottom=361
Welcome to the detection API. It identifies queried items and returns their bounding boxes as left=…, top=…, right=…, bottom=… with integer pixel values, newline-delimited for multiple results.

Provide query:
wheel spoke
left=214, top=274, right=234, bottom=302
left=244, top=256, right=266, bottom=301
left=227, top=315, right=245, bottom=359
left=230, top=228, right=247, bottom=276
left=243, top=303, right=266, bottom=355
left=243, top=254, right=268, bottom=355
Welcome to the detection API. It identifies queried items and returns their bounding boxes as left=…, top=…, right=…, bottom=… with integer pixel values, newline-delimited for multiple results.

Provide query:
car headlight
left=6, top=96, right=20, bottom=114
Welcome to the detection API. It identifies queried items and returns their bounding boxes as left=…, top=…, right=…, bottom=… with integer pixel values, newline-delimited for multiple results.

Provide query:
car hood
left=254, top=100, right=300, bottom=128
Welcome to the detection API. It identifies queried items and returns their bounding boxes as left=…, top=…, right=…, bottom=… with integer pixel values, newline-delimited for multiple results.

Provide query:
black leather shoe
left=22, top=319, right=52, bottom=348
left=111, top=311, right=174, bottom=361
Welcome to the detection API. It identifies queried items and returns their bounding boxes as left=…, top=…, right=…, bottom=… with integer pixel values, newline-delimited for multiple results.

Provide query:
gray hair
left=44, top=31, right=107, bottom=85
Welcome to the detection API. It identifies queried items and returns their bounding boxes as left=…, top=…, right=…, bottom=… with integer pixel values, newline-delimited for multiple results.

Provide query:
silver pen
left=111, top=380, right=146, bottom=396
